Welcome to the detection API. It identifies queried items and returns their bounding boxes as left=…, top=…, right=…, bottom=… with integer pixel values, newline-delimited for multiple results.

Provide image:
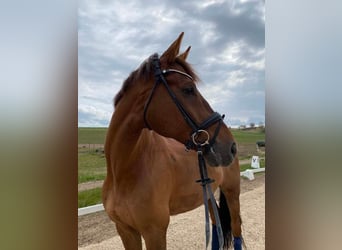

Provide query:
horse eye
left=182, top=86, right=195, bottom=95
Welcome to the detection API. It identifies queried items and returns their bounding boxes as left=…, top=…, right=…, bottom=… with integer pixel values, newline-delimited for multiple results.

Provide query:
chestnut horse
left=103, top=32, right=243, bottom=250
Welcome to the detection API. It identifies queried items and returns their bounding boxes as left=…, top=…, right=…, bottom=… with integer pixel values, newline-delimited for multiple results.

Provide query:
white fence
left=78, top=204, right=104, bottom=216
left=240, top=167, right=265, bottom=180
left=240, top=155, right=265, bottom=180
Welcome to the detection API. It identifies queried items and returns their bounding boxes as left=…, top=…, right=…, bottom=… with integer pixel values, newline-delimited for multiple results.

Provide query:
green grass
left=77, top=127, right=265, bottom=145
left=240, top=157, right=265, bottom=172
left=78, top=127, right=107, bottom=184
left=78, top=151, right=106, bottom=184
left=240, top=164, right=251, bottom=172
left=78, top=127, right=107, bottom=144
left=231, top=128, right=265, bottom=144
left=78, top=187, right=102, bottom=208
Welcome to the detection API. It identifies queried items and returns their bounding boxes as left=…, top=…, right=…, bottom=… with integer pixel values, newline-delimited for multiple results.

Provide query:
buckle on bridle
left=191, top=130, right=210, bottom=147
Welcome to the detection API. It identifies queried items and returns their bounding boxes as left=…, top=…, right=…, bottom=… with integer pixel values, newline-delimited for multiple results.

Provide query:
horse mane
left=114, top=53, right=199, bottom=107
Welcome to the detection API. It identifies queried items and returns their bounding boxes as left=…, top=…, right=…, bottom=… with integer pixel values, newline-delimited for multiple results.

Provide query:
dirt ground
left=78, top=173, right=265, bottom=249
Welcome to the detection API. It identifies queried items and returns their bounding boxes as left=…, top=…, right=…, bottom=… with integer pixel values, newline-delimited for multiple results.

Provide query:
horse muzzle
left=204, top=141, right=237, bottom=167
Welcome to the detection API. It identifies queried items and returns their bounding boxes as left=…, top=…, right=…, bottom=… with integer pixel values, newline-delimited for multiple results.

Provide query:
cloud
left=78, top=104, right=112, bottom=127
left=78, top=0, right=265, bottom=127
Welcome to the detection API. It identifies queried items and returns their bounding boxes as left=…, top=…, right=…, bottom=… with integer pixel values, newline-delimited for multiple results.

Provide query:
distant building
left=238, top=125, right=246, bottom=130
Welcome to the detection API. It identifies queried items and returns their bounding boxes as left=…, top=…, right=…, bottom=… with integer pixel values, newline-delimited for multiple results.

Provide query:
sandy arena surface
left=78, top=173, right=264, bottom=249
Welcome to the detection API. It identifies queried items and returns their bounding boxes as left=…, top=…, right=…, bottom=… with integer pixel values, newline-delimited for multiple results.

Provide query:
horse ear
left=161, top=32, right=184, bottom=64
left=178, top=46, right=191, bottom=61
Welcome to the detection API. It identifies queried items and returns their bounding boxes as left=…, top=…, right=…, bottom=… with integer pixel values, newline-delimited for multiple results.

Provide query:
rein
left=144, top=54, right=225, bottom=249
left=196, top=147, right=224, bottom=250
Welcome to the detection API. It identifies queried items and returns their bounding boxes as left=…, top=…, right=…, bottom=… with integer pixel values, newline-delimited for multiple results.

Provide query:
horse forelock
left=114, top=53, right=199, bottom=107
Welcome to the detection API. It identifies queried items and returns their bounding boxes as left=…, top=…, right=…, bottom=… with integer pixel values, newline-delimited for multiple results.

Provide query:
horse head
left=142, top=32, right=237, bottom=167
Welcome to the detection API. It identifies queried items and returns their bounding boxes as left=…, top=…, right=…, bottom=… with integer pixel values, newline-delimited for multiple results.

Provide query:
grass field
left=231, top=128, right=265, bottom=144
left=78, top=150, right=106, bottom=184
left=78, top=127, right=265, bottom=207
left=78, top=127, right=265, bottom=145
left=240, top=157, right=265, bottom=172
left=78, top=187, right=102, bottom=208
left=78, top=127, right=108, bottom=144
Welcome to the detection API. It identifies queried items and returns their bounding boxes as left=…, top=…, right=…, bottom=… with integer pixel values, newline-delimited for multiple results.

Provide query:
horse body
left=104, top=127, right=240, bottom=249
left=103, top=32, right=243, bottom=250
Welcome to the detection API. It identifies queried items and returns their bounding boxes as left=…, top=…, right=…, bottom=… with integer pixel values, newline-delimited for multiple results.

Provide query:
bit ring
left=191, top=130, right=210, bottom=146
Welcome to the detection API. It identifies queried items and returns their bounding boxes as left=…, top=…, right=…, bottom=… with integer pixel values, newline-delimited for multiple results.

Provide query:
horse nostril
left=231, top=142, right=237, bottom=157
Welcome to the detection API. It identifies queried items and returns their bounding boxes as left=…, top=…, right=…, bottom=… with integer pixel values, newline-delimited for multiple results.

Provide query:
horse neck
left=106, top=92, right=147, bottom=158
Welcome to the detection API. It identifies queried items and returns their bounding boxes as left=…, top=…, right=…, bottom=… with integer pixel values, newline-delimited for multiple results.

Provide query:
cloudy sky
left=78, top=0, right=265, bottom=128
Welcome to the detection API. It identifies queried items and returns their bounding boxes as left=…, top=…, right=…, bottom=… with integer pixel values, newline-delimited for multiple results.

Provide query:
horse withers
left=103, top=32, right=243, bottom=250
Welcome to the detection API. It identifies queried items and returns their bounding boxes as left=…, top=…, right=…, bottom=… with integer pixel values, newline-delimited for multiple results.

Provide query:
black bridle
left=143, top=54, right=225, bottom=249
left=143, top=54, right=225, bottom=151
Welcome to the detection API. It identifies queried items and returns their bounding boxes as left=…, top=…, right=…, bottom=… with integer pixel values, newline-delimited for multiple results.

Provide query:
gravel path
left=78, top=180, right=104, bottom=192
left=78, top=173, right=265, bottom=249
